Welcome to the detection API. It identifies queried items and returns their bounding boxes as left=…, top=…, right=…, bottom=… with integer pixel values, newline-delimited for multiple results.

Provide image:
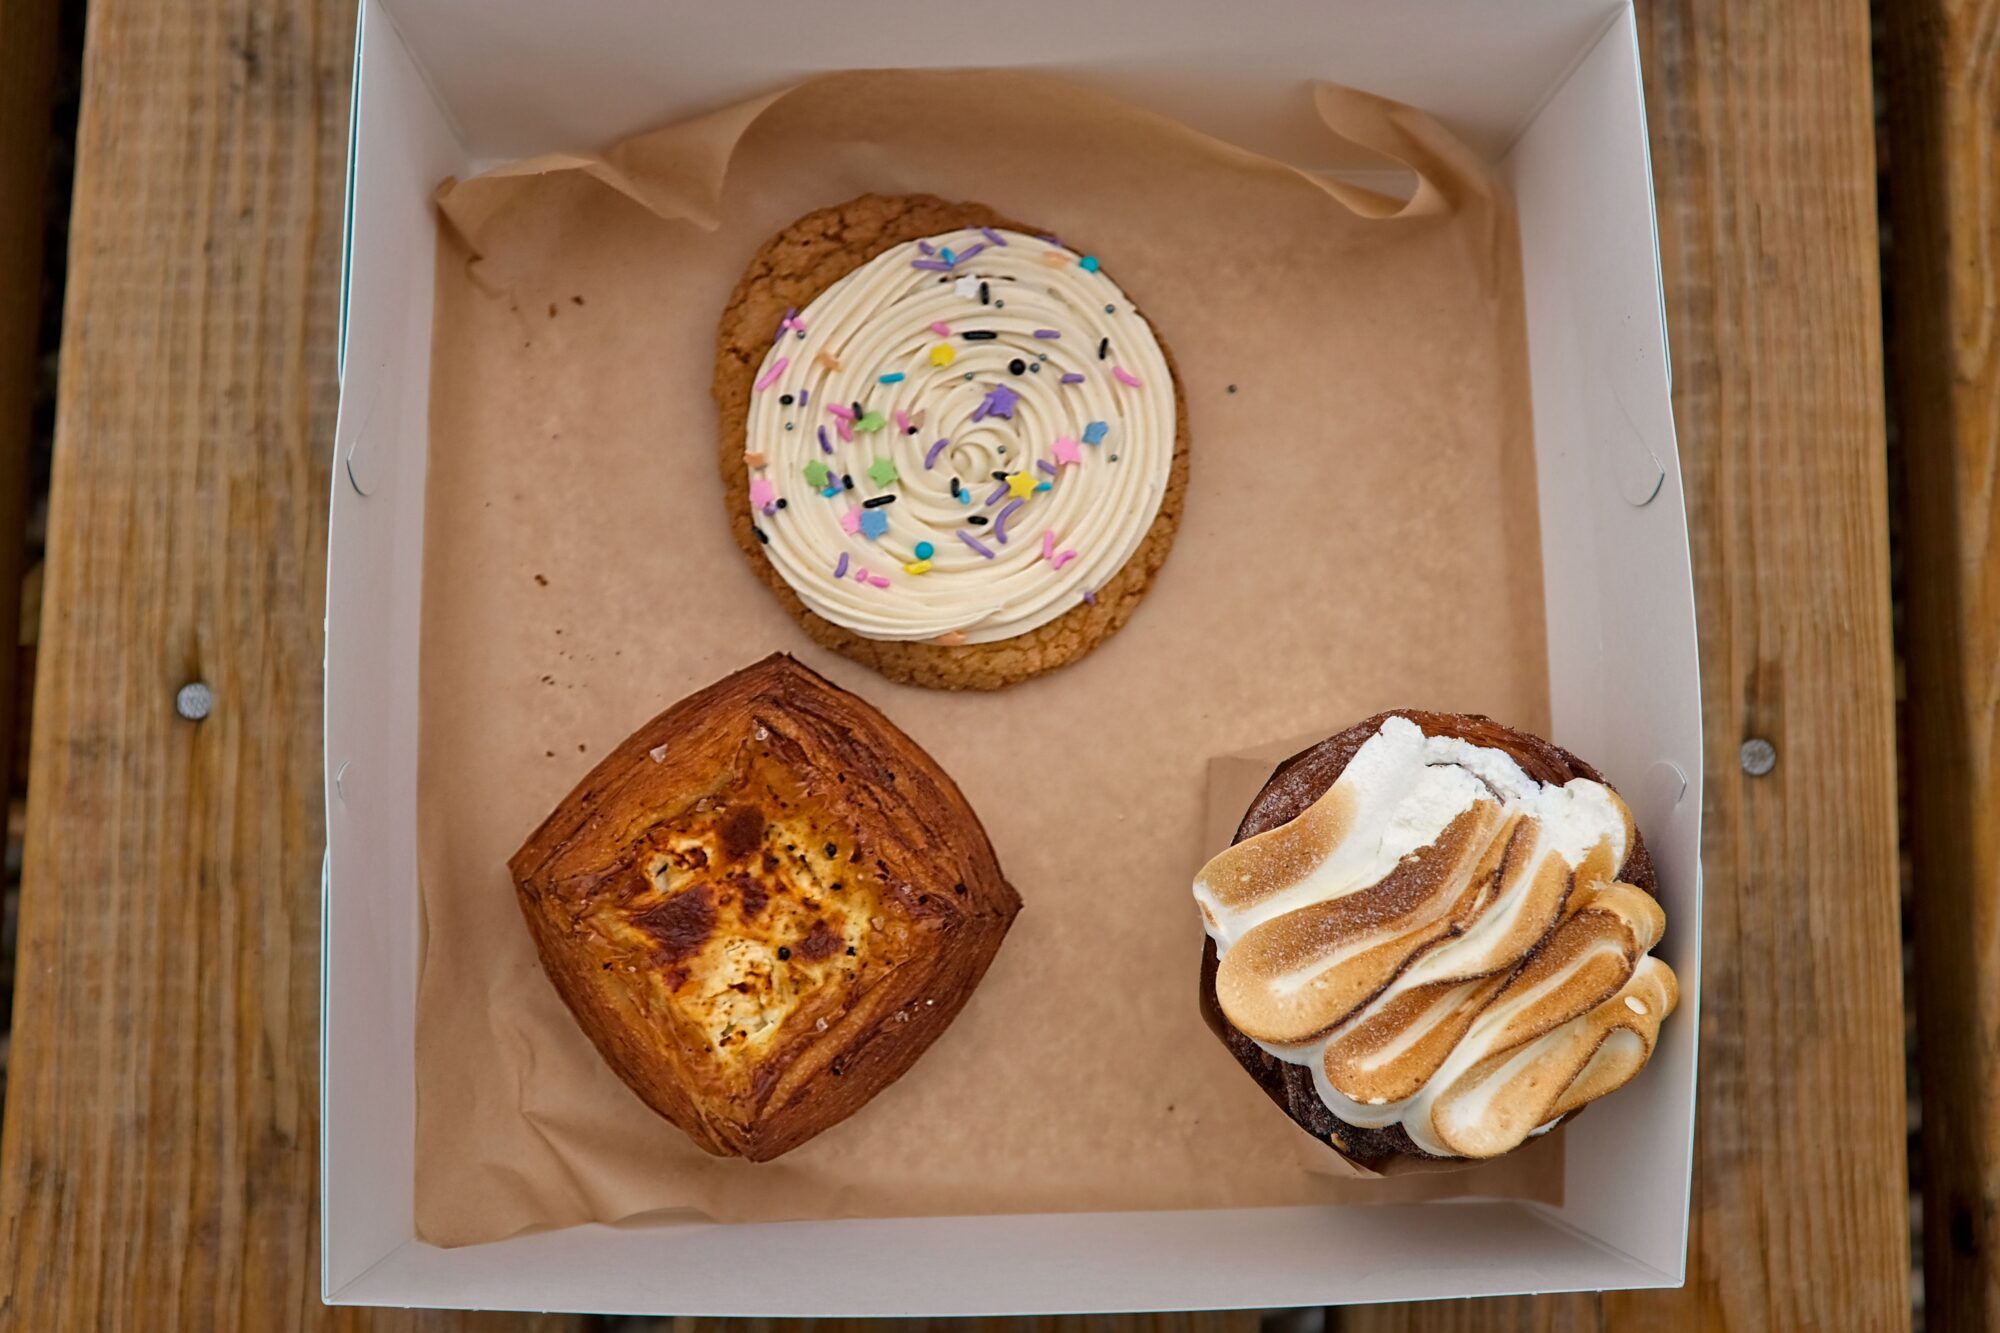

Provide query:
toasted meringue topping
left=1194, top=715, right=1679, bottom=1159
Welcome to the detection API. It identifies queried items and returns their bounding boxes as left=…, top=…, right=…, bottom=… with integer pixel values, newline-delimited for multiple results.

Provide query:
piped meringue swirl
left=743, top=228, right=1175, bottom=643
left=1194, top=715, right=1678, bottom=1159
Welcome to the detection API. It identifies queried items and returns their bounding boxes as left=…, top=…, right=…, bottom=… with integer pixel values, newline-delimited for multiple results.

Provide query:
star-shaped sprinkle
left=1082, top=420, right=1109, bottom=445
left=930, top=343, right=956, bottom=367
left=750, top=477, right=778, bottom=511
left=954, top=275, right=980, bottom=300
left=857, top=411, right=887, bottom=433
left=860, top=509, right=889, bottom=540
left=867, top=457, right=900, bottom=486
left=1051, top=436, right=1082, bottom=467
left=840, top=506, right=862, bottom=535
left=1006, top=471, right=1037, bottom=500
left=804, top=460, right=832, bottom=488
left=974, top=383, right=1022, bottom=422
left=743, top=450, right=767, bottom=468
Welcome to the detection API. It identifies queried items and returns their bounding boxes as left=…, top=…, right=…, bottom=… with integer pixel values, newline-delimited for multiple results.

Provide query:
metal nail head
left=176, top=681, right=214, bottom=721
left=1740, top=737, right=1776, bottom=777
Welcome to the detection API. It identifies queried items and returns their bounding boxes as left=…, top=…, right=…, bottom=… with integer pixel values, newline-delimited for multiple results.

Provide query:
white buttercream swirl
left=744, top=228, right=1175, bottom=643
left=1194, top=716, right=1678, bottom=1160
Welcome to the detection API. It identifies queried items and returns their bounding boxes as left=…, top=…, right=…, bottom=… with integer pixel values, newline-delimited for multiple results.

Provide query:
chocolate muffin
left=1193, top=710, right=1678, bottom=1167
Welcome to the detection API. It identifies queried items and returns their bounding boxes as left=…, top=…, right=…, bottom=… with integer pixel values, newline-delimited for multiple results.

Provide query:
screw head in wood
left=175, top=681, right=214, bottom=721
left=1740, top=737, right=1776, bottom=777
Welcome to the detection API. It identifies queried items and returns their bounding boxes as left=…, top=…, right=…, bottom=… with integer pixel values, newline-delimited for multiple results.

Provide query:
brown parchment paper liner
left=416, top=70, right=1552, bottom=1247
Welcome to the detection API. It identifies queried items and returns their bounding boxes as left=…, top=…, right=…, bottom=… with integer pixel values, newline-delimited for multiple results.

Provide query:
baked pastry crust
left=1199, top=709, right=1661, bottom=1168
left=511, top=653, right=1020, bottom=1160
left=713, top=193, right=1190, bottom=691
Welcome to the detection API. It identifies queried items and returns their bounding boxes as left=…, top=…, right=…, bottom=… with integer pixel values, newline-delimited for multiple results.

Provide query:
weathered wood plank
left=1882, top=0, right=2000, bottom=1327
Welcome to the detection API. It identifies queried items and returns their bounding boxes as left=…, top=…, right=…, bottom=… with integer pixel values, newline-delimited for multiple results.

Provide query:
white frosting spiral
left=743, top=228, right=1175, bottom=644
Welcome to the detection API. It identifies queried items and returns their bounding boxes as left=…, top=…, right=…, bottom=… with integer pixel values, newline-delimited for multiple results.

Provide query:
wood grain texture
left=1340, top=0, right=1910, bottom=1328
left=0, top=0, right=576, bottom=1328
left=0, top=0, right=60, bottom=797
left=1883, top=1, right=2000, bottom=1327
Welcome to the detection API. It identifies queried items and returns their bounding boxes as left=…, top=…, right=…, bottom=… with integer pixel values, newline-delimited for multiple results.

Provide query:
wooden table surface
left=0, top=0, right=1947, bottom=1327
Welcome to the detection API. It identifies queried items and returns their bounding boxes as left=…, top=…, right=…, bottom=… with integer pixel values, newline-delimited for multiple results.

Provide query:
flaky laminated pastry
left=511, top=654, right=1020, bottom=1160
left=1194, top=710, right=1678, bottom=1165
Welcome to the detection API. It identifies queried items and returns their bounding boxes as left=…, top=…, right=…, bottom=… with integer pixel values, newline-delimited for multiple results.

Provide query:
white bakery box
left=323, top=0, right=1701, bottom=1314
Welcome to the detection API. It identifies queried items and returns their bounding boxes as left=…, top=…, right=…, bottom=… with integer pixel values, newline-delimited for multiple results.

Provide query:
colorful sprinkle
left=743, top=450, right=767, bottom=468
left=860, top=509, right=889, bottom=540
left=836, top=418, right=855, bottom=443
left=817, top=425, right=832, bottom=454
left=869, top=574, right=891, bottom=589
left=1037, top=459, right=1059, bottom=477
left=1041, top=531, right=1056, bottom=560
left=880, top=372, right=906, bottom=385
left=930, top=320, right=953, bottom=337
left=979, top=227, right=1006, bottom=246
left=958, top=489, right=972, bottom=506
left=903, top=558, right=934, bottom=575
left=833, top=552, right=850, bottom=579
left=1035, top=481, right=1053, bottom=492
left=840, top=507, right=862, bottom=534
left=804, top=460, right=832, bottom=488
left=1113, top=365, right=1143, bottom=387
left=935, top=631, right=969, bottom=646
left=985, top=481, right=1010, bottom=505
left=826, top=402, right=855, bottom=421
left=773, top=308, right=795, bottom=343
left=1053, top=548, right=1079, bottom=571
left=939, top=247, right=956, bottom=265
left=750, top=477, right=778, bottom=511
left=957, top=530, right=996, bottom=559
left=917, top=240, right=935, bottom=255
left=912, top=258, right=953, bottom=272
left=954, top=276, right=980, bottom=300
left=867, top=457, right=900, bottom=486
left=852, top=565, right=870, bottom=582
left=1082, top=420, right=1110, bottom=445
left=857, top=411, right=888, bottom=433
left=1041, top=252, right=1069, bottom=268
left=821, top=486, right=840, bottom=498
left=994, top=498, right=1025, bottom=542
left=972, top=383, right=1022, bottom=421
left=1006, top=471, right=1038, bottom=500
left=798, top=389, right=810, bottom=407
left=924, top=439, right=950, bottom=470
left=930, top=344, right=957, bottom=367
left=1033, top=329, right=1061, bottom=339
left=1052, top=436, right=1083, bottom=466
left=1060, top=372, right=1086, bottom=385
left=1079, top=255, right=1100, bottom=272
left=914, top=540, right=936, bottom=560
left=894, top=410, right=911, bottom=433
left=754, top=358, right=789, bottom=392
left=1083, top=587, right=1098, bottom=605
left=956, top=242, right=987, bottom=264
left=814, top=350, right=842, bottom=372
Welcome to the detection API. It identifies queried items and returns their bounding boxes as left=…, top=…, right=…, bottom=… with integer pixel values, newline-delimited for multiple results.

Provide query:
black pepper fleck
left=1227, top=383, right=1238, bottom=394
left=777, top=946, right=791, bottom=960
left=1008, top=358, right=1026, bottom=375
left=825, top=842, right=838, bottom=857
